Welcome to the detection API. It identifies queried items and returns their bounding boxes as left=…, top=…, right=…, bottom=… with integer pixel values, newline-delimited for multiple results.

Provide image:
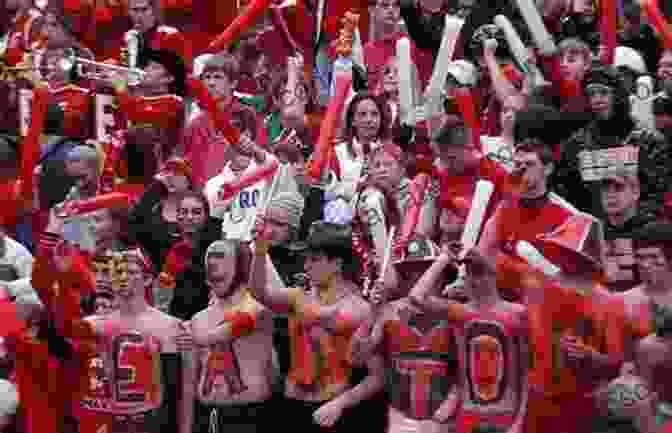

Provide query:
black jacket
left=127, top=181, right=181, bottom=271
left=169, top=216, right=223, bottom=320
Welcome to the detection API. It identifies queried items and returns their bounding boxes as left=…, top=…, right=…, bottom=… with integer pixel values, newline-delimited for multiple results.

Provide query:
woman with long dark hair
left=127, top=157, right=195, bottom=269
left=327, top=91, right=390, bottom=206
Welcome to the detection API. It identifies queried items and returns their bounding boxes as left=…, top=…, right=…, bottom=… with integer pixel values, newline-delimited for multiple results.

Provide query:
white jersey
left=205, top=155, right=292, bottom=241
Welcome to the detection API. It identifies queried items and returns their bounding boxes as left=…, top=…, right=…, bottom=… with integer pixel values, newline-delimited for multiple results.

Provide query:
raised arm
left=32, top=212, right=96, bottom=335
left=281, top=55, right=307, bottom=131
left=408, top=244, right=468, bottom=322
left=483, top=39, right=522, bottom=105
left=248, top=229, right=295, bottom=313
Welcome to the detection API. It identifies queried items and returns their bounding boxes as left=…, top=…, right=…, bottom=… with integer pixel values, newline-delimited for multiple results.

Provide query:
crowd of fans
left=0, top=0, right=672, bottom=432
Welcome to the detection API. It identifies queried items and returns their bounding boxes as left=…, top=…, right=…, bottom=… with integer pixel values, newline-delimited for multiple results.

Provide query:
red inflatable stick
left=19, top=86, right=49, bottom=203
left=217, top=159, right=280, bottom=202
left=453, top=87, right=482, bottom=153
left=115, top=87, right=183, bottom=130
left=56, top=192, right=130, bottom=217
left=642, top=0, right=672, bottom=49
left=0, top=300, right=26, bottom=338
left=307, top=68, right=353, bottom=182
left=394, top=173, right=430, bottom=257
left=208, top=0, right=275, bottom=53
left=188, top=78, right=241, bottom=145
left=600, top=0, right=618, bottom=64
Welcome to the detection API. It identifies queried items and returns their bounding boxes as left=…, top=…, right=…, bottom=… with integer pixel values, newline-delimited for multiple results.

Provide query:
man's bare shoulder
left=619, top=284, right=647, bottom=302
left=147, top=307, right=181, bottom=327
left=190, top=307, right=210, bottom=324
left=502, top=300, right=526, bottom=315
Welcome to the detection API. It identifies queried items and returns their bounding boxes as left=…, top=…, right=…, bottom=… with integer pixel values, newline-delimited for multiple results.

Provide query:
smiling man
left=599, top=169, right=653, bottom=293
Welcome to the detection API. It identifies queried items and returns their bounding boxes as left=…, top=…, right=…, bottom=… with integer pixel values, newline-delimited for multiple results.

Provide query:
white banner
left=578, top=146, right=639, bottom=182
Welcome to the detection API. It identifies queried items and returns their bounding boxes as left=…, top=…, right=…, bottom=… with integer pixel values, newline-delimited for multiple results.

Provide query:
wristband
left=298, top=302, right=321, bottom=324
left=158, top=272, right=176, bottom=289
left=223, top=311, right=256, bottom=338
left=231, top=311, right=256, bottom=338
left=254, top=240, right=272, bottom=256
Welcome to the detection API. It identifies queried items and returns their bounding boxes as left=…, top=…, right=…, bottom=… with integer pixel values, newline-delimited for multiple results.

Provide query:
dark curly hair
left=138, top=47, right=187, bottom=97
left=343, top=92, right=390, bottom=157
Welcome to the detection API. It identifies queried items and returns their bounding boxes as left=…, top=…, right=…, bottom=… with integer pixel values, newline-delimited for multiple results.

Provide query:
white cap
left=446, top=60, right=478, bottom=87
left=193, top=54, right=215, bottom=78
left=614, top=46, right=647, bottom=75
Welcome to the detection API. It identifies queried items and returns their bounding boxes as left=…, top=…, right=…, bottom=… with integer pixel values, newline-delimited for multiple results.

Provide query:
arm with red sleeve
left=113, top=82, right=184, bottom=127
left=17, top=234, right=98, bottom=433
left=46, top=242, right=98, bottom=401
left=31, top=232, right=95, bottom=319
left=31, top=231, right=97, bottom=363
